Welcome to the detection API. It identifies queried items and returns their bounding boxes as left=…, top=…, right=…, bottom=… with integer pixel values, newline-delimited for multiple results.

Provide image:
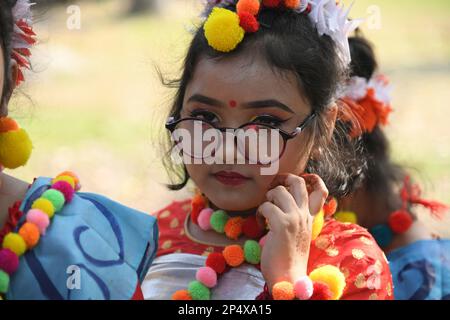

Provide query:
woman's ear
left=324, top=103, right=338, bottom=141
left=310, top=103, right=338, bottom=159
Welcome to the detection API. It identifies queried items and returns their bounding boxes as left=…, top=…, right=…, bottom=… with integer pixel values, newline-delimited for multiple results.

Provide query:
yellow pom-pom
left=204, top=7, right=245, bottom=52
left=309, top=265, right=346, bottom=300
left=334, top=211, right=358, bottom=224
left=311, top=209, right=324, bottom=240
left=32, top=198, right=55, bottom=218
left=0, top=128, right=32, bottom=169
left=272, top=281, right=295, bottom=300
left=52, top=175, right=75, bottom=189
left=2, top=233, right=27, bottom=256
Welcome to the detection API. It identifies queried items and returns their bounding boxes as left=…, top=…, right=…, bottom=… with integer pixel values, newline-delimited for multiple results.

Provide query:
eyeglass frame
left=165, top=111, right=317, bottom=161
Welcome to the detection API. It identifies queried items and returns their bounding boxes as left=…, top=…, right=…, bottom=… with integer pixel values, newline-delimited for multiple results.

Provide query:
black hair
left=0, top=0, right=18, bottom=114
left=161, top=4, right=366, bottom=198
left=348, top=32, right=406, bottom=213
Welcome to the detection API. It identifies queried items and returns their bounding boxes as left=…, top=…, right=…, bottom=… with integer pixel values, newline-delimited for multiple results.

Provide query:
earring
left=0, top=117, right=33, bottom=169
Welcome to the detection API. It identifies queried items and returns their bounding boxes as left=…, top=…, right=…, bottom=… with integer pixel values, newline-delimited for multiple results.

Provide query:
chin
left=204, top=184, right=265, bottom=212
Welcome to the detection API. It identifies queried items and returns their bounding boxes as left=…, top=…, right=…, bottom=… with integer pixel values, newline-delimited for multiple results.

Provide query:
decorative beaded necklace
left=172, top=195, right=346, bottom=300
left=0, top=171, right=80, bottom=300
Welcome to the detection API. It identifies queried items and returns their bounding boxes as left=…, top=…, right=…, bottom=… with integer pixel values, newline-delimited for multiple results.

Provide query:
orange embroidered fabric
left=153, top=199, right=394, bottom=300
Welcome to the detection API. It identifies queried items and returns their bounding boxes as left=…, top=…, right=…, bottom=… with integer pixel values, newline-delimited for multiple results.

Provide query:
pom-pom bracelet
left=0, top=171, right=80, bottom=299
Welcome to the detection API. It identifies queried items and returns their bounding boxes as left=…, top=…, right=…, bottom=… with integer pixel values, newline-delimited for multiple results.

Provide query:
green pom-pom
left=188, top=280, right=210, bottom=300
left=42, top=189, right=65, bottom=212
left=244, top=240, right=261, bottom=264
left=210, top=210, right=229, bottom=234
left=0, top=270, right=10, bottom=294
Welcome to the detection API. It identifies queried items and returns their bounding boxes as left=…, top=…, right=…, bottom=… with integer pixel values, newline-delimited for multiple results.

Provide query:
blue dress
left=387, top=239, right=450, bottom=300
left=6, top=177, right=158, bottom=300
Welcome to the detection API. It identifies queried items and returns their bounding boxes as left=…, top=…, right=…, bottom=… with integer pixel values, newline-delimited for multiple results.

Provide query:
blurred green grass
left=6, top=0, right=450, bottom=234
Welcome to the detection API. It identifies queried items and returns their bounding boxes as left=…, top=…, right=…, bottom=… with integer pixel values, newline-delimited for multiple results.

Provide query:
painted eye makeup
left=189, top=109, right=219, bottom=123
left=249, top=114, right=290, bottom=127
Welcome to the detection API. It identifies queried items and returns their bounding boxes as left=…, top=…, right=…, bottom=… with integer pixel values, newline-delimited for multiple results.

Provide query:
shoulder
left=153, top=198, right=192, bottom=223
left=309, top=219, right=394, bottom=300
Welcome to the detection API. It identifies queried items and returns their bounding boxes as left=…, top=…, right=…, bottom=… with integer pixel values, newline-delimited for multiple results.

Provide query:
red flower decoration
left=0, top=201, right=24, bottom=244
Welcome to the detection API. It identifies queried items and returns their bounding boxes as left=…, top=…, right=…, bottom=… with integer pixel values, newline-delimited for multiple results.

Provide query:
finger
left=269, top=174, right=308, bottom=209
left=257, top=201, right=286, bottom=233
left=301, top=173, right=328, bottom=216
left=266, top=185, right=297, bottom=213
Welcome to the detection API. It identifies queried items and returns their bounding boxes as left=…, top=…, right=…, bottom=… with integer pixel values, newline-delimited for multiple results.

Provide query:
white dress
left=141, top=253, right=265, bottom=300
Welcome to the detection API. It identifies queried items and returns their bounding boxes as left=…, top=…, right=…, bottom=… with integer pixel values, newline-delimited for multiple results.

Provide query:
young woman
left=142, top=0, right=393, bottom=300
left=0, top=0, right=158, bottom=300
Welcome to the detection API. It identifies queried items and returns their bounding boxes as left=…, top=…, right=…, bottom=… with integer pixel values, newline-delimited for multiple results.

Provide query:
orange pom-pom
left=237, top=0, right=260, bottom=15
left=222, top=245, right=244, bottom=267
left=224, top=217, right=244, bottom=240
left=18, top=222, right=40, bottom=249
left=272, top=281, right=295, bottom=300
left=323, top=197, right=338, bottom=217
left=172, top=289, right=193, bottom=300
left=0, top=117, right=19, bottom=133
left=283, top=0, right=300, bottom=9
left=238, top=12, right=260, bottom=33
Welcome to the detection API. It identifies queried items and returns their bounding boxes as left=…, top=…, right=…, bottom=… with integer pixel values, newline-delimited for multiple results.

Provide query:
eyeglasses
left=165, top=112, right=316, bottom=164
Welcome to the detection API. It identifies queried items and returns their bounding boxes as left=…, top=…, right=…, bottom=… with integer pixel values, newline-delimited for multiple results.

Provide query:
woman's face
left=180, top=53, right=317, bottom=211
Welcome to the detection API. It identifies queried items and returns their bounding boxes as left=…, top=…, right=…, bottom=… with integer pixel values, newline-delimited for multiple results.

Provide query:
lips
left=213, top=171, right=250, bottom=186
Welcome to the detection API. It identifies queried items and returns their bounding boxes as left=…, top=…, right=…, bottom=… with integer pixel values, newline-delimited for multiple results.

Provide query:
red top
left=153, top=199, right=394, bottom=300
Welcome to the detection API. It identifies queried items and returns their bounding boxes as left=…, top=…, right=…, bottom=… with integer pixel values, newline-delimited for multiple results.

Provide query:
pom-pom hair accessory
left=201, top=0, right=361, bottom=65
left=0, top=171, right=80, bottom=299
left=0, top=117, right=32, bottom=169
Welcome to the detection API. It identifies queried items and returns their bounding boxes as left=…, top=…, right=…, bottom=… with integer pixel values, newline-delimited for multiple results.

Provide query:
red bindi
left=229, top=100, right=237, bottom=108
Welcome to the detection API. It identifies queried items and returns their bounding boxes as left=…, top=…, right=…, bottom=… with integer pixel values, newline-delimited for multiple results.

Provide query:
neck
left=208, top=201, right=258, bottom=218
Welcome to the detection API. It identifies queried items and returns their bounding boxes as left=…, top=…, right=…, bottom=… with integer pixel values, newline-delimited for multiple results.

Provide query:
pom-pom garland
left=0, top=171, right=79, bottom=297
left=191, top=196, right=265, bottom=241
left=273, top=265, right=346, bottom=300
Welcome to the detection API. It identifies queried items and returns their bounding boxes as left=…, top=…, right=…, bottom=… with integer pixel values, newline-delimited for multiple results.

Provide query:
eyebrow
left=187, top=94, right=225, bottom=107
left=188, top=94, right=295, bottom=114
left=243, top=100, right=295, bottom=114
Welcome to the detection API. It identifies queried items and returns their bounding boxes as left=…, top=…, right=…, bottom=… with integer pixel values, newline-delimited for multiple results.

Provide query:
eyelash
left=189, top=109, right=288, bottom=127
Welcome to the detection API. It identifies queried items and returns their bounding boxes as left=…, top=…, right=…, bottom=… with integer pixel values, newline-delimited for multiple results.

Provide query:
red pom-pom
left=51, top=181, right=75, bottom=203
left=0, top=248, right=19, bottom=275
left=388, top=210, right=413, bottom=234
left=238, top=12, right=260, bottom=33
left=262, top=0, right=281, bottom=8
left=242, top=216, right=263, bottom=239
left=205, top=252, right=226, bottom=274
left=310, top=281, right=334, bottom=300
left=323, top=197, right=338, bottom=217
left=191, top=194, right=206, bottom=225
